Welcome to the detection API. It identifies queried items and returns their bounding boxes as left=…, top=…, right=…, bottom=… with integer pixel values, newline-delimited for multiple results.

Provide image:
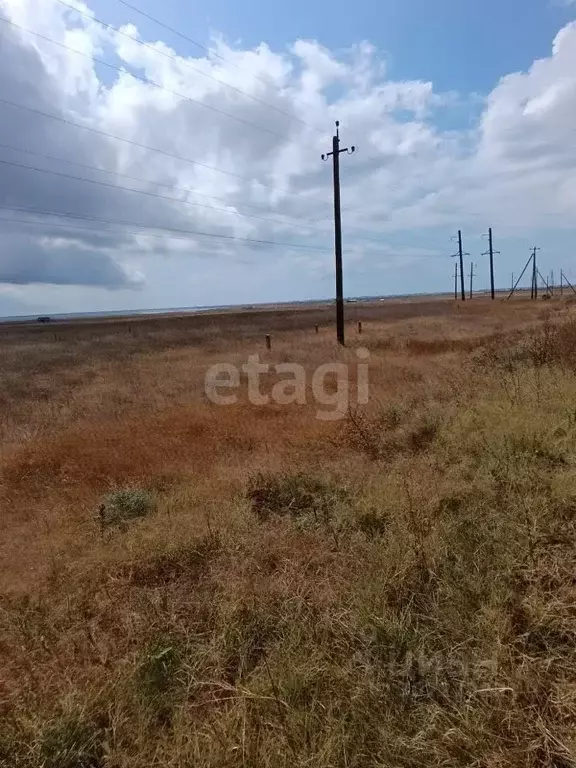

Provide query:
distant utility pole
left=481, top=227, right=499, bottom=300
left=454, top=261, right=459, bottom=301
left=531, top=246, right=540, bottom=300
left=450, top=230, right=469, bottom=302
left=562, top=270, right=576, bottom=295
left=511, top=273, right=514, bottom=292
left=469, top=262, right=476, bottom=299
left=507, top=249, right=539, bottom=300
left=561, top=270, right=564, bottom=296
left=321, top=121, right=355, bottom=346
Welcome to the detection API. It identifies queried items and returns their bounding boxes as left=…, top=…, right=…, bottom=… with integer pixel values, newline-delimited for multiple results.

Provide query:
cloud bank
left=0, top=0, right=575, bottom=301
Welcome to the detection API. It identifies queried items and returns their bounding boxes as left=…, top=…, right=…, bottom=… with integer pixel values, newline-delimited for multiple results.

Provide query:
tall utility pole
left=321, top=121, right=355, bottom=345
left=481, top=227, right=499, bottom=300
left=469, top=262, right=476, bottom=299
left=451, top=231, right=469, bottom=301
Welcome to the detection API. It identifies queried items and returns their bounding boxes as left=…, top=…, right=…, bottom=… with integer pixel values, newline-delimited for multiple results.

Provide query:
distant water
left=0, top=292, right=453, bottom=324
left=0, top=305, right=235, bottom=324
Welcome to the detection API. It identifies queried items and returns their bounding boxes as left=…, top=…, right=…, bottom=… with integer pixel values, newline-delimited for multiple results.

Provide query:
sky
left=0, top=0, right=576, bottom=316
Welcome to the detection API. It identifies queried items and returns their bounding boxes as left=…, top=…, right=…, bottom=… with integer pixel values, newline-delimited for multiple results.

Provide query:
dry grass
left=1, top=296, right=575, bottom=766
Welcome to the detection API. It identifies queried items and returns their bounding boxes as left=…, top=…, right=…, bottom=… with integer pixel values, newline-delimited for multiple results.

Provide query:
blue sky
left=1, top=0, right=576, bottom=314
left=93, top=0, right=575, bottom=94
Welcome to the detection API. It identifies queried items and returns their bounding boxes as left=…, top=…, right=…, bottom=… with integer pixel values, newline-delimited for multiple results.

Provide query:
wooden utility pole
left=536, top=267, right=552, bottom=297
left=482, top=227, right=499, bottom=300
left=451, top=231, right=469, bottom=302
left=561, top=270, right=564, bottom=296
left=454, top=261, right=458, bottom=300
left=321, top=121, right=355, bottom=345
left=458, top=231, right=466, bottom=302
left=507, top=253, right=534, bottom=300
left=563, top=271, right=576, bottom=295
left=531, top=247, right=540, bottom=300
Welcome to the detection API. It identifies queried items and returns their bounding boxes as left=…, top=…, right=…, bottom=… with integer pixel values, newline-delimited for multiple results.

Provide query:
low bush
left=245, top=471, right=348, bottom=524
left=97, top=487, right=154, bottom=532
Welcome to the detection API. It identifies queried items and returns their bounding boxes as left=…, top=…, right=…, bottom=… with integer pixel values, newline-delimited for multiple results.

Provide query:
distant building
left=37, top=316, right=51, bottom=324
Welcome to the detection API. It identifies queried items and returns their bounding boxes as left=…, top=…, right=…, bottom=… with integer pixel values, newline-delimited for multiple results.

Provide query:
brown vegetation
left=1, top=297, right=575, bottom=766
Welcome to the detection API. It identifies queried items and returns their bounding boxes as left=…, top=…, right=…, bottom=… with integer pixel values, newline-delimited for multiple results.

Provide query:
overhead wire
left=113, top=0, right=311, bottom=106
left=54, top=0, right=319, bottom=134
left=0, top=156, right=335, bottom=234
left=0, top=140, right=313, bottom=219
left=0, top=149, right=388, bottom=244
left=0, top=16, right=294, bottom=141
left=0, top=96, right=333, bottom=205
left=0, top=204, right=333, bottom=251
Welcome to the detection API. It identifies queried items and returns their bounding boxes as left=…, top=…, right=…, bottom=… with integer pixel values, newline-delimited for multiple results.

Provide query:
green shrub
left=246, top=471, right=347, bottom=524
left=138, top=641, right=181, bottom=700
left=97, top=487, right=154, bottom=532
left=38, top=714, right=106, bottom=768
left=354, top=509, right=389, bottom=539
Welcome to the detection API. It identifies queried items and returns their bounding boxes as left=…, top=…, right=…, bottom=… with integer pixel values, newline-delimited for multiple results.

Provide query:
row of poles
left=321, top=121, right=574, bottom=345
left=450, top=228, right=499, bottom=302
left=508, top=253, right=576, bottom=300
left=320, top=122, right=502, bottom=343
left=453, top=234, right=576, bottom=301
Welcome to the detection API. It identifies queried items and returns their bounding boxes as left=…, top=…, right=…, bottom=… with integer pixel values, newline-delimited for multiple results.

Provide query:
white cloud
left=0, top=0, right=575, bottom=306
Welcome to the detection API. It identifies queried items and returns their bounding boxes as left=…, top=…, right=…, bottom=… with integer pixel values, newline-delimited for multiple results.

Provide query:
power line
left=0, top=144, right=388, bottom=245
left=1, top=212, right=311, bottom=248
left=0, top=156, right=335, bottom=235
left=0, top=213, right=307, bottom=247
left=113, top=0, right=308, bottom=108
left=0, top=97, right=332, bottom=204
left=0, top=15, right=291, bottom=141
left=0, top=204, right=332, bottom=251
left=0, top=141, right=332, bottom=225
left=55, top=0, right=317, bottom=134
left=0, top=141, right=286, bottom=216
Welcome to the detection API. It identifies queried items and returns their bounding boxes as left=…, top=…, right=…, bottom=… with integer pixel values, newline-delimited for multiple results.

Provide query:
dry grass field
left=1, top=296, right=576, bottom=767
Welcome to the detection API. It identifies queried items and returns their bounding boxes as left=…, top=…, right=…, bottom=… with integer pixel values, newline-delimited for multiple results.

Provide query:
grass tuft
left=245, top=471, right=348, bottom=524
left=97, top=487, right=154, bottom=532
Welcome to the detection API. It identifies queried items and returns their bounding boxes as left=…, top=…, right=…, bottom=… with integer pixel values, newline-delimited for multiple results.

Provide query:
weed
left=37, top=712, right=107, bottom=768
left=353, top=508, right=389, bottom=538
left=343, top=406, right=440, bottom=459
left=138, top=641, right=181, bottom=700
left=122, top=536, right=220, bottom=587
left=97, top=487, right=154, bottom=533
left=246, top=471, right=347, bottom=524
